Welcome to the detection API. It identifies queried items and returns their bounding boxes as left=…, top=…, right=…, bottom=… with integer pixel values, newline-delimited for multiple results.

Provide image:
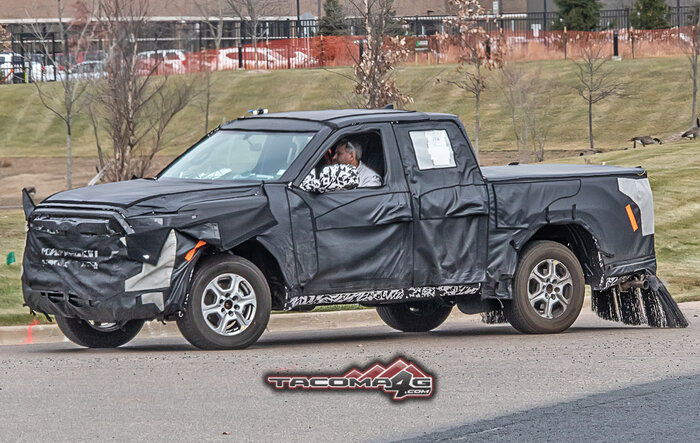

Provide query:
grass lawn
left=0, top=56, right=697, bottom=159
left=0, top=58, right=697, bottom=325
left=0, top=139, right=698, bottom=326
left=0, top=210, right=40, bottom=326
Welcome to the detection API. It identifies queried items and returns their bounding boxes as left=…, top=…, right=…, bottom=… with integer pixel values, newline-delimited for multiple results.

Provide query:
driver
left=332, top=139, right=381, bottom=188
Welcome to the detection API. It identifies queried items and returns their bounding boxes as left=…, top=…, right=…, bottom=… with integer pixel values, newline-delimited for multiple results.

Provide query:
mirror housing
left=22, top=187, right=36, bottom=220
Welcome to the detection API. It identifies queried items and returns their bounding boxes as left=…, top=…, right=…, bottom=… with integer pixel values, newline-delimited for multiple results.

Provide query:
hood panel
left=43, top=179, right=262, bottom=212
left=36, top=179, right=279, bottom=261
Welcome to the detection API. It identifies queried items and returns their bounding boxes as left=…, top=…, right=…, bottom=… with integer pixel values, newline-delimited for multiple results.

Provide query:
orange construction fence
left=135, top=29, right=697, bottom=76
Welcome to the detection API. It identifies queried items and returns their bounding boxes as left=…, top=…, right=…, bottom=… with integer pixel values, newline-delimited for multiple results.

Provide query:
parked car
left=56, top=61, right=107, bottom=81
left=0, top=52, right=32, bottom=83
left=78, top=50, right=107, bottom=64
left=21, top=109, right=687, bottom=350
left=136, top=49, right=187, bottom=75
left=0, top=52, right=55, bottom=83
left=217, top=46, right=287, bottom=70
left=288, top=50, right=319, bottom=68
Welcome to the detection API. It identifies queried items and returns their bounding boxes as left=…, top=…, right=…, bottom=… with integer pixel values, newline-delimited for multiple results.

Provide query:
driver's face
left=333, top=144, right=355, bottom=166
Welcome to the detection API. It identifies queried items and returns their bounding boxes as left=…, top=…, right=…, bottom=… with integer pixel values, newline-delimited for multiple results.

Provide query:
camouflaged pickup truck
left=21, top=109, right=686, bottom=350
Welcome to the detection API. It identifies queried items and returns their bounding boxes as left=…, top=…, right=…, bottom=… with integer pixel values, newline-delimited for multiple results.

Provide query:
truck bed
left=481, top=164, right=645, bottom=182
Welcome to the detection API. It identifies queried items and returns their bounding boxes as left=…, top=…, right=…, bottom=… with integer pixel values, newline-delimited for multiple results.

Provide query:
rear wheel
left=376, top=300, right=452, bottom=332
left=177, top=255, right=271, bottom=350
left=55, top=316, right=144, bottom=348
left=504, top=240, right=585, bottom=334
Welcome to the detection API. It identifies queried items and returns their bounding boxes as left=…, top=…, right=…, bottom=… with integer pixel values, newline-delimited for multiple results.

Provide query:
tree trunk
left=588, top=96, right=594, bottom=153
left=204, top=72, right=211, bottom=134
left=66, top=127, right=72, bottom=190
left=474, top=90, right=480, bottom=154
left=521, top=120, right=529, bottom=164
left=474, top=64, right=481, bottom=154
left=690, top=24, right=700, bottom=126
left=692, top=55, right=698, bottom=126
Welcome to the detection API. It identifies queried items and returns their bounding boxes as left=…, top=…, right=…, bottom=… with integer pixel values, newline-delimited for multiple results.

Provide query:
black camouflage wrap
left=21, top=110, right=685, bottom=328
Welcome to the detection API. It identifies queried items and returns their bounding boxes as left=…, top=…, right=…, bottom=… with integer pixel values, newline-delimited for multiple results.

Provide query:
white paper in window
left=409, top=130, right=456, bottom=170
left=425, top=130, right=453, bottom=166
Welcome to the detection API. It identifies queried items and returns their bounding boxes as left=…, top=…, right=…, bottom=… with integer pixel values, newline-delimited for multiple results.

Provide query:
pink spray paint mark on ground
left=22, top=319, right=39, bottom=345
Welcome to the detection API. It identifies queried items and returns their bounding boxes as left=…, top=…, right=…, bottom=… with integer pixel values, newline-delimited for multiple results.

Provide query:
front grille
left=27, top=208, right=131, bottom=275
left=30, top=205, right=133, bottom=236
left=29, top=204, right=132, bottom=238
left=31, top=215, right=123, bottom=237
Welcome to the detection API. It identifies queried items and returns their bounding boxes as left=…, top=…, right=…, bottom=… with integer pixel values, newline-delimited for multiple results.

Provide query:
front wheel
left=376, top=300, right=452, bottom=332
left=177, top=255, right=271, bottom=350
left=55, top=316, right=144, bottom=348
left=504, top=240, right=585, bottom=334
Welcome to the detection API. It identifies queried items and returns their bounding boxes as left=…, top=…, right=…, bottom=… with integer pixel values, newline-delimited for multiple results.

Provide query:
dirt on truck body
left=21, top=109, right=687, bottom=350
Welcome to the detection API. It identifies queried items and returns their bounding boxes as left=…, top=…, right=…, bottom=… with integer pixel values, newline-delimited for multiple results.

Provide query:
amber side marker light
left=625, top=204, right=639, bottom=232
left=185, top=241, right=207, bottom=261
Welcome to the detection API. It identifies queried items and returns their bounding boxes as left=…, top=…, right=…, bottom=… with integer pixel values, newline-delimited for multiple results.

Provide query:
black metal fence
left=401, top=7, right=698, bottom=34
left=8, top=7, right=700, bottom=53
left=3, top=7, right=699, bottom=84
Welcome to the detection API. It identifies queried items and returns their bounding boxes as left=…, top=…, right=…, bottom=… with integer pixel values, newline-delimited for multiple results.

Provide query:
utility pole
left=297, top=0, right=301, bottom=37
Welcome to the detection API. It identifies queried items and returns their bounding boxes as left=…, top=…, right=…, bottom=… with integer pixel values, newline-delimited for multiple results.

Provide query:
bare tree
left=684, top=13, right=700, bottom=126
left=196, top=0, right=228, bottom=134
left=0, top=25, right=10, bottom=51
left=573, top=42, right=626, bottom=153
left=347, top=0, right=412, bottom=109
left=440, top=0, right=505, bottom=154
left=500, top=64, right=553, bottom=163
left=227, top=0, right=280, bottom=54
left=91, top=0, right=201, bottom=182
left=25, top=0, right=96, bottom=189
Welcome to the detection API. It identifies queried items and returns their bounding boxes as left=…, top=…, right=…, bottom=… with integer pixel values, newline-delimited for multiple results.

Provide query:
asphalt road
left=1, top=303, right=699, bottom=442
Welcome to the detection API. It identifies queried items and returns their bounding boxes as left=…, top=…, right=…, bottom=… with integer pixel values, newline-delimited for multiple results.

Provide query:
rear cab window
left=408, top=129, right=457, bottom=170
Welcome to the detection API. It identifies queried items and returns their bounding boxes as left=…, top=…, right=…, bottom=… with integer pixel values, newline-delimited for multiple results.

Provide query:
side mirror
left=300, top=164, right=359, bottom=193
left=22, top=187, right=36, bottom=220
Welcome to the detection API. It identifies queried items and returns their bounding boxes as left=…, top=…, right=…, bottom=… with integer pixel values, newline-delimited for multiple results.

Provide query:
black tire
left=177, top=255, right=271, bottom=350
left=504, top=240, right=585, bottom=334
left=55, top=316, right=144, bottom=348
left=376, top=300, right=452, bottom=332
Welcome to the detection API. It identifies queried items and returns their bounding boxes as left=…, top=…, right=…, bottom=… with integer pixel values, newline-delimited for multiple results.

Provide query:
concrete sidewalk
left=0, top=308, right=390, bottom=346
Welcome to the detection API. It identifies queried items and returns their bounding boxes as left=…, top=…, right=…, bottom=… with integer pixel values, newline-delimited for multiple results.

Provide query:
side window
left=300, top=131, right=386, bottom=192
left=409, top=129, right=457, bottom=170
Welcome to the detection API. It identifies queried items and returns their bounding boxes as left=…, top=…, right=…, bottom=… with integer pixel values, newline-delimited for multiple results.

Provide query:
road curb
left=0, top=295, right=593, bottom=346
left=0, top=308, right=390, bottom=346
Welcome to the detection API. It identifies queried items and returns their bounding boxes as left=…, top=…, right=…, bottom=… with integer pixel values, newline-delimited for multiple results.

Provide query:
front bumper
left=22, top=287, right=175, bottom=323
left=22, top=207, right=198, bottom=323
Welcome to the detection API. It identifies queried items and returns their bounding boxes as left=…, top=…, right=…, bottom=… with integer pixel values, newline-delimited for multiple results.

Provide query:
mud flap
left=481, top=309, right=507, bottom=324
left=592, top=274, right=688, bottom=328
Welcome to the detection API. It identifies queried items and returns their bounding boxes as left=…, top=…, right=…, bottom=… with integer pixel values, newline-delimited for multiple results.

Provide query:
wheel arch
left=523, top=223, right=604, bottom=286
left=191, top=239, right=288, bottom=310
left=229, top=239, right=288, bottom=310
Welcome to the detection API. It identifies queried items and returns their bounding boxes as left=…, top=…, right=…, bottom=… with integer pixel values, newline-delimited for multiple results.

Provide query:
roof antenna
left=381, top=104, right=394, bottom=110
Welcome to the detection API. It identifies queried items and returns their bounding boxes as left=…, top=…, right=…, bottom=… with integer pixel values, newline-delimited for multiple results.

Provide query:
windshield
left=159, top=130, right=315, bottom=181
